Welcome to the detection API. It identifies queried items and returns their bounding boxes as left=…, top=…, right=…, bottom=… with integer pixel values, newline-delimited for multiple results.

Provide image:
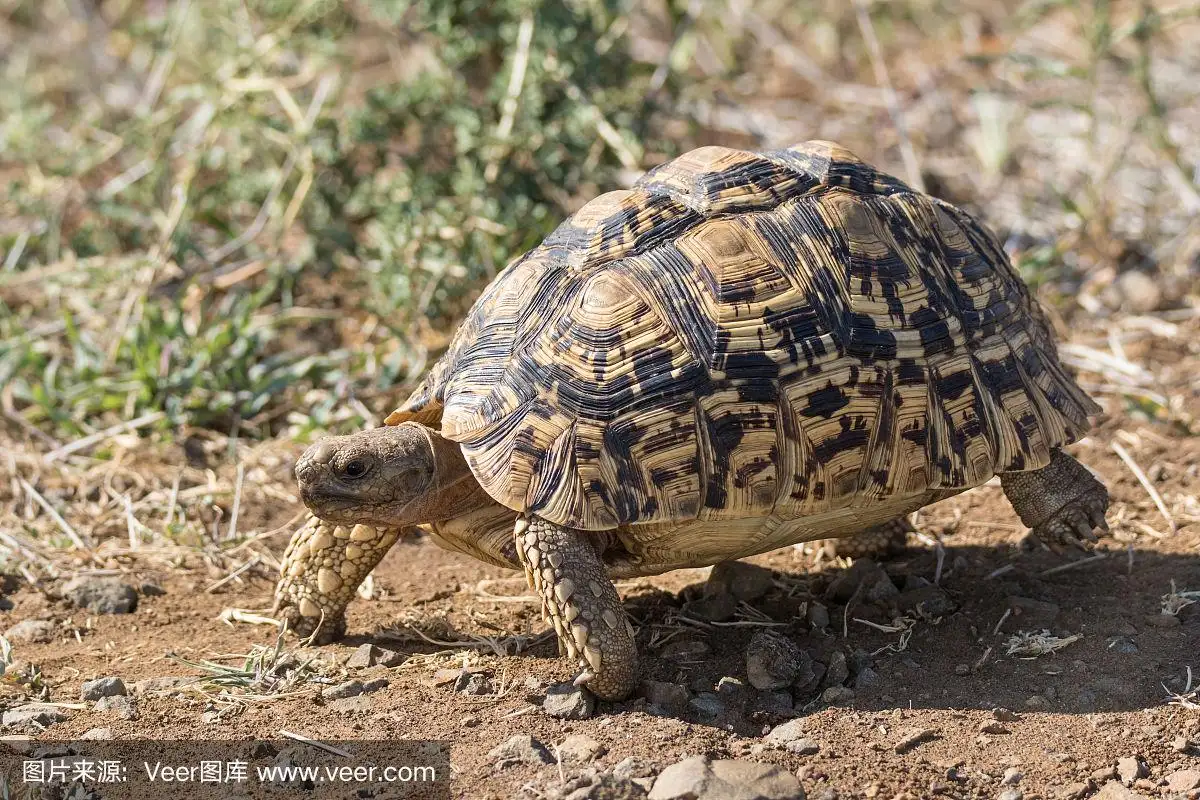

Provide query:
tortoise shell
left=387, top=141, right=1097, bottom=532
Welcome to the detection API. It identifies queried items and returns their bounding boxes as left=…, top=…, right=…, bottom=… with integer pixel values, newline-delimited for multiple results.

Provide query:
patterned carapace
left=388, top=141, right=1097, bottom=532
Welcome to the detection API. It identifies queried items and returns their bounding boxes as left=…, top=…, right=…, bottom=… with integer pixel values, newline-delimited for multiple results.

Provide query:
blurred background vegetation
left=2, top=0, right=1198, bottom=450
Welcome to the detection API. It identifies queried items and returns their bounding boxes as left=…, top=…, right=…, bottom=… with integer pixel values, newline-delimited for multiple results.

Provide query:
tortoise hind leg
left=514, top=517, right=638, bottom=701
left=1001, top=448, right=1108, bottom=548
left=822, top=516, right=913, bottom=560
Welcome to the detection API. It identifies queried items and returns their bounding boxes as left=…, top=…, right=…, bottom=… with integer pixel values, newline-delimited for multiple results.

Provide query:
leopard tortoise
left=274, top=141, right=1108, bottom=700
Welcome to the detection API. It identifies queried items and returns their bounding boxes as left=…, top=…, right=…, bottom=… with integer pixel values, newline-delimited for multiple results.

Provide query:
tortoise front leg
left=1001, top=448, right=1109, bottom=548
left=514, top=517, right=638, bottom=701
left=273, top=514, right=402, bottom=643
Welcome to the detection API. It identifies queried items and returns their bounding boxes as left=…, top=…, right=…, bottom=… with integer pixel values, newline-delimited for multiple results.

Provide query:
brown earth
left=3, top=405, right=1199, bottom=799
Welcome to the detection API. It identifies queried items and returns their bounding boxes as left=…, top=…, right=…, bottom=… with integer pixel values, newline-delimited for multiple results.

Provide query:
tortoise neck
left=412, top=426, right=494, bottom=523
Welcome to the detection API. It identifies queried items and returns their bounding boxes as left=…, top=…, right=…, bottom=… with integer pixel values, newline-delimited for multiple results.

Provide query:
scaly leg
left=1001, top=448, right=1108, bottom=548
left=273, top=514, right=402, bottom=644
left=514, top=517, right=637, bottom=701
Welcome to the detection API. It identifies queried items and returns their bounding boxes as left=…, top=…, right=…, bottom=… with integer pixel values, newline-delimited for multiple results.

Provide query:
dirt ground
left=3, top=347, right=1199, bottom=799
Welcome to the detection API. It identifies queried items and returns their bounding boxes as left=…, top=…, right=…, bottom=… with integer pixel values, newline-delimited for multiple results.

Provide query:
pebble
left=807, top=602, right=830, bottom=630
left=865, top=572, right=900, bottom=603
left=765, top=718, right=808, bottom=744
left=745, top=631, right=812, bottom=691
left=1116, top=757, right=1146, bottom=784
left=557, top=734, right=606, bottom=765
left=785, top=738, right=821, bottom=756
left=660, top=640, right=712, bottom=660
left=79, top=727, right=113, bottom=741
left=324, top=680, right=365, bottom=699
left=346, top=643, right=404, bottom=669
left=823, top=650, right=850, bottom=687
left=81, top=677, right=127, bottom=701
left=456, top=672, right=494, bottom=696
left=460, top=715, right=480, bottom=728
left=95, top=695, right=138, bottom=720
left=706, top=561, right=775, bottom=602
left=825, top=559, right=886, bottom=603
left=543, top=682, right=594, bottom=720
left=328, top=695, right=374, bottom=713
left=688, top=693, right=723, bottom=723
left=1106, top=637, right=1139, bottom=655
left=613, top=757, right=655, bottom=782
left=854, top=666, right=881, bottom=690
left=1165, top=769, right=1200, bottom=792
left=1144, top=613, right=1180, bottom=629
left=4, top=619, right=57, bottom=644
left=754, top=691, right=794, bottom=717
left=992, top=708, right=1020, bottom=722
left=1002, top=767, right=1023, bottom=785
left=820, top=686, right=855, bottom=705
left=488, top=734, right=553, bottom=767
left=62, top=576, right=138, bottom=614
left=895, top=585, right=957, bottom=619
left=561, top=771, right=649, bottom=800
left=997, top=790, right=1023, bottom=800
left=689, top=592, right=739, bottom=622
left=1090, top=766, right=1117, bottom=783
left=954, top=663, right=970, bottom=676
left=1, top=704, right=69, bottom=729
left=641, top=681, right=690, bottom=716
left=1113, top=270, right=1163, bottom=313
left=1094, top=782, right=1149, bottom=800
left=647, top=756, right=803, bottom=800
left=893, top=728, right=938, bottom=754
left=140, top=582, right=167, bottom=596
left=1058, top=782, right=1092, bottom=799
left=1171, top=736, right=1191, bottom=753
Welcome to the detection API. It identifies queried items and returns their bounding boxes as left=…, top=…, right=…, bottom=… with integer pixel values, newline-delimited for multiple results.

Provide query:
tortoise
left=273, top=140, right=1108, bottom=701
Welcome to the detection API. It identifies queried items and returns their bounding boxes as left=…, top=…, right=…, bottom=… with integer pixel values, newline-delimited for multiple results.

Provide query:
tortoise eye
left=342, top=459, right=369, bottom=479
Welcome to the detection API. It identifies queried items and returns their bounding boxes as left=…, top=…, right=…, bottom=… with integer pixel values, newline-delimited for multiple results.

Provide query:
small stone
left=706, top=561, right=775, bottom=602
left=754, top=691, right=794, bottom=717
left=4, top=619, right=56, bottom=644
left=997, top=790, right=1023, bottom=800
left=640, top=681, right=690, bottom=716
left=992, top=708, right=1020, bottom=722
left=660, top=640, right=712, bottom=660
left=63, top=576, right=138, bottom=614
left=348, top=642, right=403, bottom=671
left=1005, top=597, right=1061, bottom=630
left=894, top=728, right=939, bottom=754
left=1, top=704, right=69, bottom=729
left=745, top=630, right=812, bottom=691
left=460, top=715, right=480, bottom=728
left=557, top=734, right=605, bottom=764
left=613, top=757, right=655, bottom=782
left=1023, top=695, right=1047, bottom=709
left=785, top=738, right=821, bottom=756
left=1090, top=766, right=1116, bottom=783
left=1094, top=782, right=1148, bottom=800
left=1165, top=769, right=1200, bottom=792
left=865, top=572, right=900, bottom=603
left=688, top=693, right=723, bottom=722
left=543, top=682, right=594, bottom=720
left=820, top=685, right=855, bottom=705
left=1057, top=782, right=1091, bottom=799
left=823, top=650, right=850, bottom=687
left=1171, top=736, right=1190, bottom=753
left=455, top=672, right=494, bottom=696
left=1002, top=767, right=1023, bottom=785
left=1106, top=637, right=1139, bottom=655
left=690, top=592, right=738, bottom=622
left=979, top=721, right=1010, bottom=735
left=81, top=677, right=127, bottom=701
left=323, top=680, right=364, bottom=699
left=1116, top=757, right=1146, bottom=784
left=328, top=694, right=374, bottom=713
left=825, top=559, right=886, bottom=602
left=562, top=772, right=649, bottom=800
left=80, top=727, right=113, bottom=741
left=361, top=677, right=388, bottom=693
left=95, top=695, right=138, bottom=720
left=140, top=582, right=167, bottom=596
left=854, top=666, right=881, bottom=690
left=765, top=718, right=808, bottom=744
left=895, top=585, right=957, bottom=619
left=488, top=734, right=553, bottom=767
left=647, top=756, right=803, bottom=800
left=807, top=602, right=830, bottom=630
left=1144, top=613, right=1180, bottom=629
left=1113, top=270, right=1163, bottom=313
left=954, top=663, right=970, bottom=676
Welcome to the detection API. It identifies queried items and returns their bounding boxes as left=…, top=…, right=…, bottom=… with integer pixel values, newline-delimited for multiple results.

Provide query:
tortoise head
left=296, top=422, right=440, bottom=527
